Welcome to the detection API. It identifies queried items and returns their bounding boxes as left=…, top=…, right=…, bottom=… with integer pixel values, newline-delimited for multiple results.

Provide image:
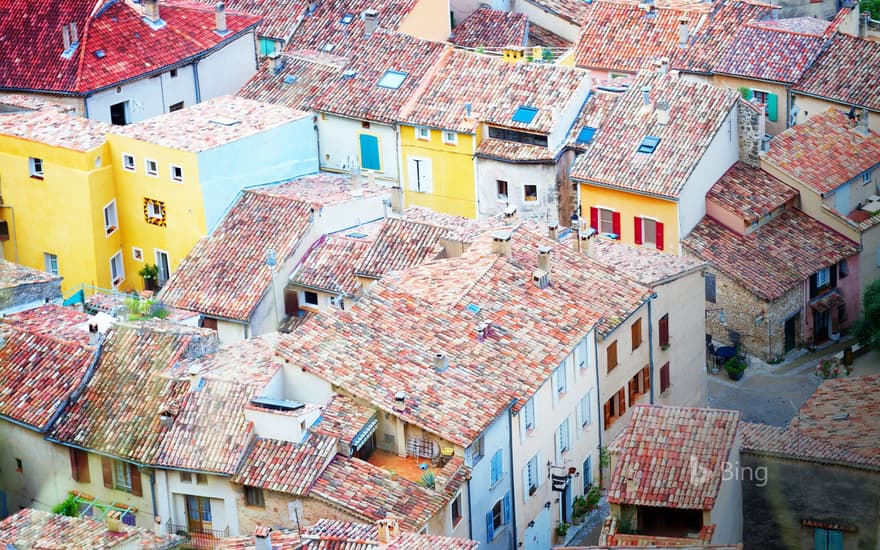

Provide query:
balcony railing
left=166, top=523, right=230, bottom=549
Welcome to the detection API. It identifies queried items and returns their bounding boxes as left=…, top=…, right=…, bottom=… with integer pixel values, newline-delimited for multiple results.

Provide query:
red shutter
left=617, top=387, right=626, bottom=415
left=661, top=362, right=670, bottom=393
left=603, top=401, right=612, bottom=429
left=589, top=207, right=598, bottom=232
left=129, top=465, right=143, bottom=497
left=643, top=366, right=651, bottom=392
left=628, top=378, right=636, bottom=406
left=634, top=217, right=643, bottom=245
left=656, top=221, right=664, bottom=250
left=612, top=211, right=621, bottom=239
left=102, top=457, right=113, bottom=488
left=659, top=315, right=669, bottom=347
left=70, top=448, right=81, bottom=482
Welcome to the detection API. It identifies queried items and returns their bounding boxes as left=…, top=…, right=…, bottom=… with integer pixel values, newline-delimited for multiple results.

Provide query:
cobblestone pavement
left=565, top=497, right=609, bottom=547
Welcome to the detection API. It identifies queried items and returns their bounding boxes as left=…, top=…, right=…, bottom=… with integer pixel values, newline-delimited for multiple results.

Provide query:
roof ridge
left=1, top=321, right=93, bottom=351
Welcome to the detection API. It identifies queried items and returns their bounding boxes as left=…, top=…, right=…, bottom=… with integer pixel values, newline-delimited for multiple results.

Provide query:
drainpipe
left=149, top=470, right=158, bottom=520
left=506, top=401, right=518, bottom=550
left=465, top=478, right=474, bottom=541
left=648, top=293, right=657, bottom=404
left=592, top=326, right=603, bottom=489
left=192, top=60, right=202, bottom=103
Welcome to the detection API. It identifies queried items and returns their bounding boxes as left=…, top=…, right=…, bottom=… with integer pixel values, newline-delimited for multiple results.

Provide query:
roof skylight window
left=283, top=75, right=298, bottom=85
left=341, top=13, right=354, bottom=24
left=512, top=106, right=538, bottom=124
left=637, top=136, right=661, bottom=154
left=576, top=126, right=597, bottom=145
left=377, top=70, right=409, bottom=89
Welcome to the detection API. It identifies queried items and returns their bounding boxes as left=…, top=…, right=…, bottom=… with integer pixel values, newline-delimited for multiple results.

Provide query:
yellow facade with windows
left=399, top=125, right=480, bottom=219
left=107, top=135, right=207, bottom=292
left=0, top=135, right=120, bottom=294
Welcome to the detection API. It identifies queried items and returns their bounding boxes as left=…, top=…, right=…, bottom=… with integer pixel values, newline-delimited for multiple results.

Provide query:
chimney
left=159, top=411, right=173, bottom=428
left=377, top=517, right=401, bottom=545
left=142, top=0, right=161, bottom=25
left=106, top=510, right=123, bottom=533
left=660, top=57, right=669, bottom=74
left=70, top=22, right=78, bottom=44
left=215, top=1, right=228, bottom=35
left=548, top=222, right=559, bottom=241
left=62, top=24, right=71, bottom=51
left=503, top=204, right=518, bottom=222
left=350, top=160, right=363, bottom=197
left=861, top=12, right=871, bottom=38
left=640, top=86, right=651, bottom=106
left=537, top=245, right=552, bottom=273
left=187, top=365, right=202, bottom=392
left=362, top=9, right=379, bottom=37
left=583, top=230, right=596, bottom=258
left=88, top=323, right=99, bottom=345
left=655, top=100, right=670, bottom=125
left=393, top=391, right=406, bottom=412
left=491, top=231, right=512, bottom=258
left=390, top=186, right=404, bottom=215
left=678, top=18, right=689, bottom=48
left=255, top=526, right=272, bottom=550
left=532, top=269, right=550, bottom=289
left=433, top=353, right=448, bottom=373
left=269, top=52, right=285, bottom=73
left=858, top=108, right=870, bottom=135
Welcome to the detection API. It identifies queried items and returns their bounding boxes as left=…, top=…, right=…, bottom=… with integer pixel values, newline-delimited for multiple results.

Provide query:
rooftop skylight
left=576, top=126, right=597, bottom=145
left=340, top=13, right=354, bottom=24
left=283, top=75, right=298, bottom=85
left=637, top=136, right=661, bottom=154
left=377, top=70, right=408, bottom=90
left=512, top=106, right=539, bottom=124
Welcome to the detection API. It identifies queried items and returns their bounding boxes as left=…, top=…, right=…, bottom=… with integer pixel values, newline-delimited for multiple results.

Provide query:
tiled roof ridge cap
left=745, top=18, right=830, bottom=38
left=740, top=422, right=880, bottom=471
left=0, top=321, right=94, bottom=351
left=399, top=43, right=454, bottom=122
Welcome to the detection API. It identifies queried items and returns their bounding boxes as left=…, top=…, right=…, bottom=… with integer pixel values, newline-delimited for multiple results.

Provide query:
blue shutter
left=491, top=450, right=502, bottom=485
left=767, top=94, right=779, bottom=122
left=828, top=530, right=843, bottom=550
left=359, top=134, right=380, bottom=170
left=485, top=510, right=495, bottom=542
left=814, top=528, right=828, bottom=550
left=502, top=493, right=511, bottom=525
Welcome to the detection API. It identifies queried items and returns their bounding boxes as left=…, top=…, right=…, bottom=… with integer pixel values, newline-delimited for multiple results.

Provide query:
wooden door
left=186, top=495, right=212, bottom=533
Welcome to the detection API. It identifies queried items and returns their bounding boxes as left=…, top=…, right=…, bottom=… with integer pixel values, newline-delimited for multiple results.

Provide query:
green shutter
left=767, top=93, right=779, bottom=122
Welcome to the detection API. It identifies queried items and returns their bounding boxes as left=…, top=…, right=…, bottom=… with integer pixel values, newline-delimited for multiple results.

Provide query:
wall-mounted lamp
left=528, top=521, right=535, bottom=528
left=554, top=498, right=560, bottom=504
left=544, top=502, right=552, bottom=509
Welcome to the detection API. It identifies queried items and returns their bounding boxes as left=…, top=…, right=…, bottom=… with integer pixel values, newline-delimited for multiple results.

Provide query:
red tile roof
left=526, top=22, right=573, bottom=48
left=304, top=519, right=478, bottom=549
left=0, top=106, right=109, bottom=151
left=311, top=394, right=377, bottom=445
left=712, top=22, right=826, bottom=84
left=0, top=260, right=61, bottom=292
left=197, top=0, right=307, bottom=41
left=354, top=219, right=447, bottom=279
left=706, top=162, right=798, bottom=224
left=519, top=0, right=590, bottom=26
left=607, top=405, right=740, bottom=510
left=762, top=109, right=880, bottom=195
left=794, top=33, right=880, bottom=112
left=789, top=374, right=880, bottom=467
left=753, top=15, right=830, bottom=34
left=448, top=9, right=528, bottom=49
left=3, top=303, right=92, bottom=346
left=0, top=0, right=261, bottom=95
left=474, top=138, right=556, bottom=162
left=682, top=208, right=859, bottom=301
left=232, top=434, right=337, bottom=494
left=574, top=1, right=712, bottom=73
left=0, top=508, right=181, bottom=549
left=238, top=55, right=345, bottom=112
left=569, top=72, right=736, bottom=198
left=740, top=421, right=880, bottom=471
left=291, top=235, right=372, bottom=296
left=590, top=238, right=705, bottom=286
left=0, top=306, right=95, bottom=431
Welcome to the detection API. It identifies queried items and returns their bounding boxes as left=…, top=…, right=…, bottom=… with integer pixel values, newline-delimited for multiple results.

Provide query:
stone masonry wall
left=0, top=280, right=62, bottom=311
left=737, top=99, right=764, bottom=168
left=236, top=489, right=361, bottom=534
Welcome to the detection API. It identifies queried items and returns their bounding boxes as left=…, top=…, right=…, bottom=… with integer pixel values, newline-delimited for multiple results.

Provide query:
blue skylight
left=637, top=136, right=661, bottom=154
left=377, top=70, right=409, bottom=89
left=93, top=49, right=105, bottom=59
left=346, top=232, right=368, bottom=239
left=512, top=106, right=539, bottom=124
left=466, top=303, right=481, bottom=314
left=283, top=75, right=298, bottom=85
left=576, top=126, right=597, bottom=145
left=340, top=13, right=354, bottom=24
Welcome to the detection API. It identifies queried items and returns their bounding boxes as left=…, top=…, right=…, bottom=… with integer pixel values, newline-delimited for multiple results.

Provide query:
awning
left=350, top=415, right=379, bottom=450
left=811, top=289, right=845, bottom=312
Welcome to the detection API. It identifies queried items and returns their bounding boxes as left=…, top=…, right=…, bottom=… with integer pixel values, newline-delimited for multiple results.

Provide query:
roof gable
left=794, top=32, right=880, bottom=112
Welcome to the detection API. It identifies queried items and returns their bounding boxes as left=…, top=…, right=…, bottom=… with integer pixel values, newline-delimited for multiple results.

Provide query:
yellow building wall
left=711, top=75, right=788, bottom=136
left=107, top=135, right=206, bottom=292
left=578, top=183, right=681, bottom=253
left=396, top=0, right=451, bottom=42
left=400, top=125, right=478, bottom=219
left=0, top=136, right=119, bottom=295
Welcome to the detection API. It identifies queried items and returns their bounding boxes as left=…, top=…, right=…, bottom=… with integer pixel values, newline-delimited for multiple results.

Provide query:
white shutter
left=536, top=450, right=543, bottom=487
left=407, top=157, right=419, bottom=191
left=522, top=463, right=531, bottom=502
left=554, top=428, right=562, bottom=464
left=420, top=157, right=432, bottom=193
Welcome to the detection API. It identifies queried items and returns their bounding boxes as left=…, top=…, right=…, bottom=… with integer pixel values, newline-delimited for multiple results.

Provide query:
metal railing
left=166, top=523, right=230, bottom=549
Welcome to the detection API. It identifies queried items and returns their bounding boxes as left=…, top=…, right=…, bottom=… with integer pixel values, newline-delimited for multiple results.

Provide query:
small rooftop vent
left=533, top=269, right=550, bottom=289
left=250, top=396, right=306, bottom=412
left=343, top=69, right=358, bottom=79
left=209, top=117, right=241, bottom=127
left=433, top=353, right=448, bottom=373
left=283, top=75, right=298, bottom=85
left=93, top=49, right=105, bottom=59
left=393, top=391, right=407, bottom=412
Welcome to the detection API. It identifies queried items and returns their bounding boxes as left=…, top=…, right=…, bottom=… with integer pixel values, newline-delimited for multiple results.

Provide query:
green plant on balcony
left=572, top=496, right=589, bottom=522
left=616, top=511, right=637, bottom=534
left=586, top=485, right=601, bottom=508
left=724, top=356, right=747, bottom=381
left=417, top=470, right=436, bottom=489
left=123, top=296, right=169, bottom=320
left=555, top=522, right=570, bottom=537
left=51, top=494, right=78, bottom=517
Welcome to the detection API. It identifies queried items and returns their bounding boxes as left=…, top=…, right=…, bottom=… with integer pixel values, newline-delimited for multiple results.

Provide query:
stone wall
left=0, top=279, right=62, bottom=312
left=737, top=98, right=764, bottom=168
left=741, top=452, right=880, bottom=550
left=235, top=489, right=361, bottom=534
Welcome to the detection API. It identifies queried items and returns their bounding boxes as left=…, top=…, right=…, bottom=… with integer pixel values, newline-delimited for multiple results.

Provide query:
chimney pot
left=88, top=323, right=100, bottom=345
left=393, top=391, right=406, bottom=411
left=362, top=9, right=379, bottom=37
left=70, top=22, right=78, bottom=44
left=548, top=222, right=559, bottom=241
left=106, top=510, right=123, bottom=533
left=215, top=1, right=228, bottom=35
left=254, top=526, right=272, bottom=550
left=390, top=186, right=404, bottom=215
left=187, top=365, right=202, bottom=392
left=503, top=204, right=518, bottom=221
left=350, top=160, right=363, bottom=197
left=660, top=57, right=669, bottom=74
left=537, top=245, right=552, bottom=273
left=678, top=18, right=689, bottom=48
left=582, top=230, right=596, bottom=258
left=62, top=24, right=71, bottom=51
left=142, top=0, right=161, bottom=24
left=433, top=353, right=448, bottom=373
left=269, top=52, right=285, bottom=73
left=491, top=231, right=512, bottom=258
left=640, top=86, right=651, bottom=106
left=655, top=100, right=670, bottom=125
left=532, top=269, right=550, bottom=289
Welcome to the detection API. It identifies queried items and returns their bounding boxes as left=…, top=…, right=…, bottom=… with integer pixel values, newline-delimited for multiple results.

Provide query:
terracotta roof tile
left=219, top=529, right=303, bottom=550
left=111, top=95, right=308, bottom=153
left=0, top=0, right=261, bottom=95
left=256, top=173, right=388, bottom=206
left=706, top=162, right=798, bottom=223
left=311, top=394, right=377, bottom=445
left=682, top=208, right=859, bottom=301
left=401, top=207, right=493, bottom=243
left=763, top=108, right=880, bottom=195
left=713, top=22, right=826, bottom=84
left=794, top=33, right=880, bottom=112
left=740, top=421, right=880, bottom=470
left=590, top=238, right=705, bottom=286
left=238, top=55, right=345, bottom=112
left=0, top=305, right=95, bottom=430
left=608, top=405, right=740, bottom=510
left=196, top=0, right=307, bottom=41
left=448, top=9, right=528, bottom=49
left=526, top=22, right=572, bottom=48
left=789, top=374, right=880, bottom=466
left=232, top=434, right=337, bottom=494
left=519, top=0, right=591, bottom=26
left=565, top=90, right=620, bottom=150
left=303, top=519, right=478, bottom=549
left=291, top=235, right=373, bottom=296
left=0, top=105, right=109, bottom=151
left=753, top=15, right=830, bottom=34
left=0, top=94, right=74, bottom=113
left=0, top=508, right=181, bottom=549
left=570, top=72, right=736, bottom=198
left=474, top=138, right=556, bottom=162
left=354, top=219, right=448, bottom=279
left=0, top=260, right=61, bottom=291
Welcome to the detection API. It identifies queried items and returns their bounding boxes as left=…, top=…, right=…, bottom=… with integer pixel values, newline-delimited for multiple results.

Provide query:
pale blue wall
left=197, top=117, right=319, bottom=231
left=468, top=409, right=515, bottom=550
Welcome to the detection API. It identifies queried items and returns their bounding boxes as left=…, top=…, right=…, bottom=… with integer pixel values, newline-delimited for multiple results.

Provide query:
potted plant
left=555, top=522, right=570, bottom=538
left=586, top=485, right=601, bottom=510
left=139, top=263, right=159, bottom=291
left=572, top=496, right=589, bottom=524
left=724, top=356, right=747, bottom=381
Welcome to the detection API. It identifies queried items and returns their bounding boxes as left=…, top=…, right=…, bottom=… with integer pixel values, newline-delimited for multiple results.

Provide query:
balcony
left=167, top=523, right=230, bottom=549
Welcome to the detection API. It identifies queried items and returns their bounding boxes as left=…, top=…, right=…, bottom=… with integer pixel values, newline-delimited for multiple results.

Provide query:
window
left=15, top=458, right=22, bottom=472
left=637, top=136, right=660, bottom=154
left=196, top=473, right=208, bottom=485
left=245, top=486, right=265, bottom=507
left=838, top=260, right=848, bottom=278
left=497, top=180, right=508, bottom=200
left=122, top=154, right=136, bottom=172
left=29, top=157, right=44, bottom=178
left=577, top=339, right=588, bottom=370
left=660, top=362, right=671, bottom=394
left=451, top=492, right=463, bottom=526
left=442, top=131, right=458, bottom=145
left=862, top=171, right=871, bottom=184
left=180, top=471, right=192, bottom=483
left=467, top=435, right=484, bottom=465
left=144, top=198, right=166, bottom=226
left=170, top=68, right=178, bottom=78
left=512, top=106, right=538, bottom=123
left=44, top=253, right=59, bottom=275
left=816, top=267, right=830, bottom=288
left=487, top=126, right=548, bottom=147
left=110, top=251, right=124, bottom=287
left=705, top=273, right=716, bottom=303
left=361, top=121, right=371, bottom=129
left=814, top=527, right=844, bottom=550
left=523, top=398, right=535, bottom=431
left=69, top=449, right=90, bottom=482
left=658, top=314, right=670, bottom=348
left=631, top=318, right=642, bottom=350
left=489, top=449, right=503, bottom=487
left=750, top=90, right=779, bottom=122
left=110, top=101, right=130, bottom=125
left=102, top=458, right=142, bottom=495
left=416, top=126, right=430, bottom=141
left=170, top=164, right=184, bottom=183
left=554, top=362, right=567, bottom=395
left=523, top=453, right=540, bottom=499
left=169, top=101, right=184, bottom=112
left=606, top=340, right=618, bottom=372
left=634, top=216, right=664, bottom=250
left=603, top=387, right=627, bottom=429
left=576, top=126, right=597, bottom=145
left=628, top=365, right=650, bottom=406
left=340, top=13, right=354, bottom=23
left=407, top=156, right=432, bottom=193
left=377, top=70, right=408, bottom=89
left=201, top=317, right=218, bottom=330
left=579, top=390, right=593, bottom=427
left=583, top=456, right=593, bottom=493
left=113, top=460, right=131, bottom=491
left=590, top=207, right=620, bottom=238
left=303, top=291, right=319, bottom=306
left=145, top=159, right=158, bottom=177
left=556, top=417, right=570, bottom=456
left=524, top=184, right=538, bottom=202
left=103, top=200, right=118, bottom=236
left=485, top=493, right=510, bottom=542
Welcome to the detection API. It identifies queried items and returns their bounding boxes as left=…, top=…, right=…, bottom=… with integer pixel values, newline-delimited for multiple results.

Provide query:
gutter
left=647, top=292, right=657, bottom=404
left=505, top=399, right=518, bottom=550
left=593, top=324, right=603, bottom=489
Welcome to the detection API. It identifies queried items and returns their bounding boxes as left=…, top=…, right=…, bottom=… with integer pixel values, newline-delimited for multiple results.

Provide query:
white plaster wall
left=244, top=407, right=321, bottom=442
left=317, top=116, right=400, bottom=183
left=677, top=105, right=739, bottom=246
left=548, top=76, right=592, bottom=152
left=317, top=193, right=390, bottom=235
left=216, top=319, right=248, bottom=345
left=195, top=32, right=259, bottom=101
left=511, top=0, right=581, bottom=42
left=86, top=77, right=167, bottom=124
left=710, top=434, right=742, bottom=545
left=476, top=159, right=558, bottom=222
left=165, top=472, right=240, bottom=535
left=280, top=362, right=335, bottom=405
left=156, top=64, right=198, bottom=111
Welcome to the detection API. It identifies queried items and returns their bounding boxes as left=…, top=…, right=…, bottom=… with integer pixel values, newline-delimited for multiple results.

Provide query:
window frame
left=606, top=340, right=618, bottom=372
left=109, top=251, right=125, bottom=288
left=815, top=267, right=830, bottom=288
left=113, top=459, right=132, bottom=492
left=524, top=453, right=540, bottom=498
left=442, top=130, right=458, bottom=145
left=303, top=290, right=319, bottom=306
left=180, top=471, right=192, bottom=483
left=451, top=492, right=463, bottom=526
left=523, top=184, right=538, bottom=202
left=496, top=180, right=509, bottom=200
left=122, top=153, right=136, bottom=172
left=170, top=164, right=184, bottom=183
left=489, top=449, right=504, bottom=487
left=555, top=362, right=567, bottom=395
left=658, top=314, right=670, bottom=348
left=416, top=126, right=430, bottom=141
left=132, top=247, right=144, bottom=262
left=642, top=217, right=658, bottom=247
left=579, top=390, right=592, bottom=427
left=631, top=318, right=642, bottom=350
left=523, top=398, right=535, bottom=431
left=705, top=273, right=717, bottom=303
left=44, top=252, right=59, bottom=276
left=244, top=485, right=265, bottom=507
left=660, top=362, right=671, bottom=394
left=145, top=158, right=159, bottom=177
left=103, top=200, right=119, bottom=237
left=557, top=417, right=570, bottom=455
left=29, top=157, right=44, bottom=179
left=598, top=207, right=615, bottom=235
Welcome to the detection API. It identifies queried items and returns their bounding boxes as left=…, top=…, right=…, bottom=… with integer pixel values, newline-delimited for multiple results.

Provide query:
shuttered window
left=660, top=362, right=671, bottom=394
left=659, top=314, right=670, bottom=347
left=607, top=341, right=618, bottom=372
left=69, top=449, right=90, bottom=483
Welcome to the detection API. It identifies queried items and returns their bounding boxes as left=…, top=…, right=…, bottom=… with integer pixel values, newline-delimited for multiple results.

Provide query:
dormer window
left=637, top=136, right=660, bottom=154
left=512, top=106, right=538, bottom=124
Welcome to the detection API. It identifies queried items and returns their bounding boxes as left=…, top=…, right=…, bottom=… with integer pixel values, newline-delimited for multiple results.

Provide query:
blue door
left=524, top=506, right=551, bottom=550
left=0, top=490, right=7, bottom=519
left=359, top=134, right=380, bottom=171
